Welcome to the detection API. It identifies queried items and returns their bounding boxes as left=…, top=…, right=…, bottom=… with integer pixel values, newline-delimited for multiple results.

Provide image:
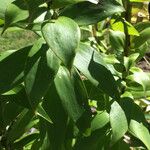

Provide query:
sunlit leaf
left=55, top=66, right=84, bottom=122
left=74, top=43, right=120, bottom=99
left=110, top=101, right=128, bottom=145
left=42, top=16, right=80, bottom=69
left=129, top=120, right=150, bottom=150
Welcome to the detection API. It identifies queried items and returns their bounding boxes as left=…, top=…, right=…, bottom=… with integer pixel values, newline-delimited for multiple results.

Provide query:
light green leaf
left=124, top=53, right=139, bottom=71
left=130, top=90, right=150, bottom=99
left=127, top=71, right=150, bottom=93
left=42, top=16, right=80, bottom=69
left=129, top=120, right=150, bottom=150
left=91, top=111, right=109, bottom=132
left=110, top=101, right=128, bottom=145
left=55, top=66, right=84, bottom=122
left=0, top=0, right=13, bottom=19
left=130, top=0, right=150, bottom=2
left=111, top=19, right=139, bottom=36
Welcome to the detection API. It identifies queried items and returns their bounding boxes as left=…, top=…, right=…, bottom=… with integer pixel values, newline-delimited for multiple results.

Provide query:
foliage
left=0, top=0, right=150, bottom=149
left=0, top=29, right=38, bottom=52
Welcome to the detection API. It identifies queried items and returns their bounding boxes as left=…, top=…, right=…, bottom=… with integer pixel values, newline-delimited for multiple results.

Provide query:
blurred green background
left=0, top=28, right=38, bottom=52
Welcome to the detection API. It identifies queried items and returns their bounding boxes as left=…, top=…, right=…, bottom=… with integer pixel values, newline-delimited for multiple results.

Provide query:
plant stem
left=123, top=0, right=132, bottom=56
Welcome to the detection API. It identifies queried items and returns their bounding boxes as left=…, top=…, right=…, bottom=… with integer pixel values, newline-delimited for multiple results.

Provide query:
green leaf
left=55, top=66, right=84, bottom=122
left=91, top=111, right=109, bottom=132
left=134, top=22, right=150, bottom=32
left=25, top=39, right=60, bottom=108
left=0, top=46, right=30, bottom=94
left=109, top=30, right=125, bottom=53
left=51, top=0, right=99, bottom=8
left=127, top=71, right=150, bottom=94
left=0, top=0, right=13, bottom=19
left=132, top=25, right=150, bottom=48
left=111, top=19, right=139, bottom=36
left=0, top=87, right=31, bottom=109
left=7, top=109, right=35, bottom=142
left=120, top=97, right=147, bottom=125
left=74, top=126, right=109, bottom=150
left=4, top=0, right=29, bottom=30
left=71, top=69, right=89, bottom=108
left=42, top=83, right=68, bottom=150
left=24, top=0, right=47, bottom=23
left=36, top=104, right=53, bottom=124
left=42, top=16, right=80, bottom=69
left=61, top=1, right=124, bottom=25
left=74, top=43, right=120, bottom=99
left=130, top=90, right=150, bottom=99
left=110, top=140, right=130, bottom=150
left=130, top=0, right=150, bottom=2
left=0, top=99, right=24, bottom=128
left=12, top=133, right=39, bottom=149
left=129, top=120, right=150, bottom=150
left=40, top=132, right=51, bottom=150
left=71, top=69, right=91, bottom=132
left=124, top=53, right=139, bottom=71
left=110, top=101, right=128, bottom=145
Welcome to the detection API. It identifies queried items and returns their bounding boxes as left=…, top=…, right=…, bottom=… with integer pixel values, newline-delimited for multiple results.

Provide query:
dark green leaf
left=42, top=83, right=68, bottom=150
left=12, top=133, right=39, bottom=149
left=7, top=109, right=35, bottom=142
left=0, top=99, right=24, bottom=128
left=71, top=69, right=91, bottom=132
left=74, top=126, right=109, bottom=150
left=120, top=97, right=147, bottom=126
left=74, top=43, right=120, bottom=99
left=51, top=0, right=98, bottom=8
left=110, top=140, right=130, bottom=150
left=25, top=39, right=60, bottom=108
left=132, top=24, right=150, bottom=48
left=0, top=87, right=31, bottom=109
left=0, top=46, right=30, bottom=94
left=61, top=1, right=124, bottom=25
